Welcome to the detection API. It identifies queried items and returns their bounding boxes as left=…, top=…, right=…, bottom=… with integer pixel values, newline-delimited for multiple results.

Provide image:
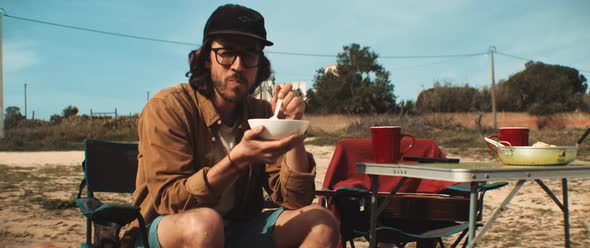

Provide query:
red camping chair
left=317, top=139, right=503, bottom=248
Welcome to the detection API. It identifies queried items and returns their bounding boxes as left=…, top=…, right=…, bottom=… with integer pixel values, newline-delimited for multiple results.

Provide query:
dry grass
left=306, top=112, right=590, bottom=133
left=304, top=112, right=590, bottom=159
left=0, top=116, right=138, bottom=151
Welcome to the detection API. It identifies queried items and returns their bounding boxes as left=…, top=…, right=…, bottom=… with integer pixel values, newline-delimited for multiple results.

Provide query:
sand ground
left=1, top=146, right=589, bottom=248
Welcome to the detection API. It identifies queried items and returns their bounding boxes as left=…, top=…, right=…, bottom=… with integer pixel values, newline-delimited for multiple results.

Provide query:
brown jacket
left=124, top=83, right=316, bottom=243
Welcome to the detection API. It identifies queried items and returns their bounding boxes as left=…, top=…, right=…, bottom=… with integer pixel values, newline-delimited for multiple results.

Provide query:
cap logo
left=237, top=15, right=255, bottom=24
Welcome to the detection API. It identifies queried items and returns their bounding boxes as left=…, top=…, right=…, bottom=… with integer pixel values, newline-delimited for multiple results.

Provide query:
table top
left=356, top=160, right=590, bottom=182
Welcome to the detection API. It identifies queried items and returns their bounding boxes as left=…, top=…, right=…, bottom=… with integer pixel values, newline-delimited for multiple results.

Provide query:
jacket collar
left=194, top=86, right=250, bottom=130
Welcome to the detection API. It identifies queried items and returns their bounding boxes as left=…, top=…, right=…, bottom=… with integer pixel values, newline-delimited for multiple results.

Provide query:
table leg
left=563, top=178, right=570, bottom=248
left=467, top=182, right=478, bottom=247
left=470, top=180, right=526, bottom=247
left=369, top=175, right=379, bottom=248
left=367, top=176, right=406, bottom=248
left=535, top=179, right=571, bottom=248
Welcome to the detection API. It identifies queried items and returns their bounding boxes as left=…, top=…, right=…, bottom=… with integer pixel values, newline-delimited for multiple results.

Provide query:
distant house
left=280, top=81, right=307, bottom=100
left=324, top=64, right=338, bottom=75
left=253, top=79, right=274, bottom=101
left=253, top=80, right=307, bottom=101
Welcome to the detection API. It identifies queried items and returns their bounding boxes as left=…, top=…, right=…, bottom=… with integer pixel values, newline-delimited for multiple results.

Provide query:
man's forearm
left=285, top=140, right=310, bottom=172
left=204, top=155, right=241, bottom=193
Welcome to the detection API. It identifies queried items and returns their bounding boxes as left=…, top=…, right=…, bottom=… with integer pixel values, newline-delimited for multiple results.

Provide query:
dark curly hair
left=185, top=38, right=272, bottom=98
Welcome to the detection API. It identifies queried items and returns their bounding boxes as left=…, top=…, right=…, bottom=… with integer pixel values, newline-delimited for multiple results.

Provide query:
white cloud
left=4, top=40, right=41, bottom=73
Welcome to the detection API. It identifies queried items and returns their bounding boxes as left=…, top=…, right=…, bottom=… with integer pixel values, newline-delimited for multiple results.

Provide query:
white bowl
left=247, top=118, right=310, bottom=140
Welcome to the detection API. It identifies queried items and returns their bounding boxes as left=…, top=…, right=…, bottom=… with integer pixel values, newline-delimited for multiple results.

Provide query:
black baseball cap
left=203, top=4, right=273, bottom=46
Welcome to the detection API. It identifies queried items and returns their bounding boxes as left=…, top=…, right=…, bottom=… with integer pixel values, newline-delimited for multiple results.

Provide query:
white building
left=281, top=81, right=307, bottom=99
left=253, top=79, right=274, bottom=101
left=254, top=80, right=307, bottom=101
left=324, top=64, right=338, bottom=75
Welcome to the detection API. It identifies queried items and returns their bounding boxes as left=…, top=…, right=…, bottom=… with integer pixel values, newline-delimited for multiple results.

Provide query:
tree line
left=415, top=61, right=589, bottom=114
left=4, top=105, right=81, bottom=129
left=305, top=43, right=589, bottom=115
left=4, top=43, right=590, bottom=129
left=3, top=105, right=131, bottom=130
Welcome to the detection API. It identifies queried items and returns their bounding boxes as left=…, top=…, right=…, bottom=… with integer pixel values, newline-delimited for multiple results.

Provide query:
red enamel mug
left=486, top=127, right=529, bottom=154
left=371, top=126, right=416, bottom=163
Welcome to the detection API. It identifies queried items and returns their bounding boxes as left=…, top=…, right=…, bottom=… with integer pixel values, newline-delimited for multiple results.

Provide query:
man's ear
left=205, top=58, right=211, bottom=69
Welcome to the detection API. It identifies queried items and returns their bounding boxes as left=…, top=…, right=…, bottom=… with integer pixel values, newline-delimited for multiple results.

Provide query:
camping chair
left=324, top=182, right=507, bottom=248
left=76, top=138, right=149, bottom=248
left=317, top=139, right=507, bottom=248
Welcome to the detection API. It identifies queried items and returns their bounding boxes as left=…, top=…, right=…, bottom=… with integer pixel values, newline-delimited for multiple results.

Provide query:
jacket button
left=211, top=137, right=216, bottom=142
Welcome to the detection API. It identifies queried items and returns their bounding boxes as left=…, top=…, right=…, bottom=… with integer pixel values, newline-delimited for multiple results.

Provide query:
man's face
left=207, top=37, right=262, bottom=103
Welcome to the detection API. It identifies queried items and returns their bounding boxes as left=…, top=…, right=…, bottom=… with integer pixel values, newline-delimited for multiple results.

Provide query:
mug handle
left=401, top=133, right=416, bottom=155
left=486, top=134, right=500, bottom=155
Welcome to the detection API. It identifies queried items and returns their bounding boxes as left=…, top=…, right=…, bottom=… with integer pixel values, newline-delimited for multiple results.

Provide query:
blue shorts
left=136, top=208, right=285, bottom=248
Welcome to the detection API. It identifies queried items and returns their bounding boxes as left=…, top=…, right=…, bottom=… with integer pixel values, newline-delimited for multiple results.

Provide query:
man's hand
left=271, top=84, right=305, bottom=120
left=231, top=126, right=305, bottom=169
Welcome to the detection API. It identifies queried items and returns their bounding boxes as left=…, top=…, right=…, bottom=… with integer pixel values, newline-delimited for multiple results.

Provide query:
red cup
left=371, top=126, right=416, bottom=163
left=486, top=127, right=529, bottom=154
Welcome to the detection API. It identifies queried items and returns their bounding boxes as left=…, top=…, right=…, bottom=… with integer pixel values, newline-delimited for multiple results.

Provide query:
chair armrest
left=91, top=204, right=142, bottom=226
left=76, top=197, right=104, bottom=216
left=446, top=182, right=508, bottom=193
left=334, top=187, right=370, bottom=197
left=314, top=189, right=335, bottom=197
left=77, top=197, right=142, bottom=226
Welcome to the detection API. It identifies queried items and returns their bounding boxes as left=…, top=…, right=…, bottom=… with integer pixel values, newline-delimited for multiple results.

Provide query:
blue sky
left=2, top=0, right=589, bottom=120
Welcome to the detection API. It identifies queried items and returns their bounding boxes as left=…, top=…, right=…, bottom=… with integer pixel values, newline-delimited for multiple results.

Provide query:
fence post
left=115, top=108, right=118, bottom=128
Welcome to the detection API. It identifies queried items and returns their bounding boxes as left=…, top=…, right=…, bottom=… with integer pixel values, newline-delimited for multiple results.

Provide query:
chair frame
left=76, top=138, right=149, bottom=248
left=318, top=182, right=507, bottom=248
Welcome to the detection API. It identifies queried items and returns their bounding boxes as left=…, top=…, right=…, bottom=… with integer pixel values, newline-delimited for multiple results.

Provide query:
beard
left=213, top=72, right=250, bottom=103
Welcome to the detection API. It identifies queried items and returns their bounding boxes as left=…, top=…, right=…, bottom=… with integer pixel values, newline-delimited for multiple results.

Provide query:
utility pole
left=489, top=46, right=497, bottom=130
left=147, top=91, right=150, bottom=101
left=24, top=83, right=28, bottom=119
left=0, top=9, right=5, bottom=139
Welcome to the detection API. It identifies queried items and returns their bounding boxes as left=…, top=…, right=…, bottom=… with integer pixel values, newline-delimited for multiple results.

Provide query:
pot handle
left=485, top=135, right=501, bottom=155
left=578, top=127, right=590, bottom=145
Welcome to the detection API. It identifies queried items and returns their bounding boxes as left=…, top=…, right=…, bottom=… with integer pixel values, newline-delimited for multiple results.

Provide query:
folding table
left=356, top=161, right=590, bottom=248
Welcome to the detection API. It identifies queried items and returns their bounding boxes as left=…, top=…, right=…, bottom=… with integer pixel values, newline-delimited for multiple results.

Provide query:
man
left=123, top=4, right=339, bottom=248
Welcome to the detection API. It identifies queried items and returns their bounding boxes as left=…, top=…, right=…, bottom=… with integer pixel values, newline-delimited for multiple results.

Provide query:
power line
left=495, top=51, right=532, bottom=62
left=5, top=12, right=590, bottom=73
left=3, top=13, right=198, bottom=46
left=266, top=51, right=335, bottom=57
left=496, top=51, right=590, bottom=73
left=381, top=52, right=487, bottom=59
left=3, top=13, right=487, bottom=59
left=388, top=56, right=481, bottom=71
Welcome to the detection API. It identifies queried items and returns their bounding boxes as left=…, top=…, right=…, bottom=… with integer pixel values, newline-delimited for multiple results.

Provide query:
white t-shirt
left=213, top=124, right=239, bottom=216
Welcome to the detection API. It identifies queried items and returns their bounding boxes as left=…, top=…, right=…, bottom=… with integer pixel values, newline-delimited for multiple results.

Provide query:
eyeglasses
left=211, top=47, right=261, bottom=68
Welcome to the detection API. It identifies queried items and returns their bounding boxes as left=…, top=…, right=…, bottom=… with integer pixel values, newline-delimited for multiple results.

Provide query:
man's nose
left=230, top=55, right=245, bottom=71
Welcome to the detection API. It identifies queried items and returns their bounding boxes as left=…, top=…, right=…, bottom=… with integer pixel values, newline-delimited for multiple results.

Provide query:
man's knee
left=159, top=208, right=224, bottom=247
left=308, top=205, right=339, bottom=233
left=303, top=205, right=339, bottom=227
left=182, top=208, right=224, bottom=238
left=298, top=205, right=340, bottom=247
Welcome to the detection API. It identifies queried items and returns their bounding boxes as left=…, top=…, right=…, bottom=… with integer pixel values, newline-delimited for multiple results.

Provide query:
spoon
left=270, top=93, right=283, bottom=120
